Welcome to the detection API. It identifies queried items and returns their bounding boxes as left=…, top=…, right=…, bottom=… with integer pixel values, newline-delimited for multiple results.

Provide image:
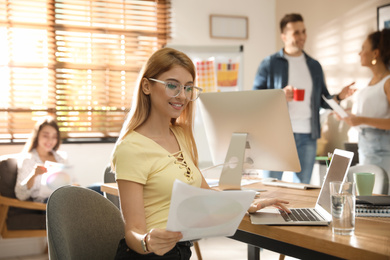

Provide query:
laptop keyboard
left=279, top=208, right=325, bottom=222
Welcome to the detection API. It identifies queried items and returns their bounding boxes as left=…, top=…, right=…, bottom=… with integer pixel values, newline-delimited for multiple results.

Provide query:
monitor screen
left=198, top=89, right=301, bottom=175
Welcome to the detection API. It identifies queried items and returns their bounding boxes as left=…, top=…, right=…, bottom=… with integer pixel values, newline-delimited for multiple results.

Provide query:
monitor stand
left=218, top=132, right=247, bottom=190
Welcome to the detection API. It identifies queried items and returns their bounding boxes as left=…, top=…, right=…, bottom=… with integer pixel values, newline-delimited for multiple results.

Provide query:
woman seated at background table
left=111, top=47, right=290, bottom=260
left=15, top=116, right=101, bottom=203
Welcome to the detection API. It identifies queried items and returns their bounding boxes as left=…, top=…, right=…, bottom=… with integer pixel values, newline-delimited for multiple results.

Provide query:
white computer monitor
left=198, top=89, right=301, bottom=189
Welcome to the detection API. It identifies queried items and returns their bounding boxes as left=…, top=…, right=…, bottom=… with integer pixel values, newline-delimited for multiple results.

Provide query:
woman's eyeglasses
left=148, top=78, right=202, bottom=101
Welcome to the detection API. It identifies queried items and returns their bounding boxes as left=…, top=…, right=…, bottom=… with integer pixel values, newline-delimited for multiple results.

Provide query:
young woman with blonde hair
left=112, top=47, right=290, bottom=259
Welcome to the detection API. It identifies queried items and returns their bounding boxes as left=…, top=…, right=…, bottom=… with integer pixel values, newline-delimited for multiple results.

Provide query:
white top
left=15, top=149, right=66, bottom=202
left=353, top=75, right=390, bottom=128
left=285, top=54, right=312, bottom=133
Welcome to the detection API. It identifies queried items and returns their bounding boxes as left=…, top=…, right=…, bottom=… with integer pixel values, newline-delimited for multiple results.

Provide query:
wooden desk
left=101, top=182, right=390, bottom=260
left=101, top=182, right=119, bottom=196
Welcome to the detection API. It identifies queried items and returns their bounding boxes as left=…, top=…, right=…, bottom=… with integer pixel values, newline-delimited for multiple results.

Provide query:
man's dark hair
left=280, top=13, right=304, bottom=33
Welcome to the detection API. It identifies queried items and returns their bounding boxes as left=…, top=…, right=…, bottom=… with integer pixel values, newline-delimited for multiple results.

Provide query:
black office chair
left=103, top=164, right=120, bottom=208
left=344, top=142, right=359, bottom=166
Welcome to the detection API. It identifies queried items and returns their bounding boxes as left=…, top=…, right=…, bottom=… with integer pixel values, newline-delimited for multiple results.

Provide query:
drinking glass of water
left=330, top=181, right=355, bottom=235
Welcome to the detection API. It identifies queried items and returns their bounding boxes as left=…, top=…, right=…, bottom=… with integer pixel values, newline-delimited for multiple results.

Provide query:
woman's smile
left=169, top=101, right=184, bottom=110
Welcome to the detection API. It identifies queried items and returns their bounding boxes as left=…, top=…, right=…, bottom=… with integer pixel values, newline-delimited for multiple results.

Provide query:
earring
left=371, top=58, right=377, bottom=65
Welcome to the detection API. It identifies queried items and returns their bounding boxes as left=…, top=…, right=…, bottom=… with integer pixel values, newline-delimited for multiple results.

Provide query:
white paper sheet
left=322, top=95, right=348, bottom=118
left=38, top=161, right=71, bottom=198
left=166, top=180, right=256, bottom=241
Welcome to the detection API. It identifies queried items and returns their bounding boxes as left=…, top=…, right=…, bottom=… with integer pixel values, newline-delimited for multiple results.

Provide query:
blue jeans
left=358, top=128, right=390, bottom=176
left=262, top=133, right=317, bottom=184
left=87, top=182, right=103, bottom=195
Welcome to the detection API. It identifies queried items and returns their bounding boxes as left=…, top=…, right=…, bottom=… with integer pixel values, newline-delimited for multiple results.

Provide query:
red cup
left=293, top=88, right=305, bottom=101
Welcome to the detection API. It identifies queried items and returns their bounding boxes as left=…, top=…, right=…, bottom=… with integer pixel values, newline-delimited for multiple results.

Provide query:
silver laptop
left=250, top=149, right=354, bottom=225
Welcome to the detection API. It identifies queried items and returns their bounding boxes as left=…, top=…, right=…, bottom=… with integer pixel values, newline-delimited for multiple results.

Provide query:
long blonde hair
left=112, top=47, right=199, bottom=168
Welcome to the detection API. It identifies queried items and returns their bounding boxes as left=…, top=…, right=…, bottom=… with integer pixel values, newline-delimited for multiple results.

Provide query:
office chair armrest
left=0, top=195, right=46, bottom=211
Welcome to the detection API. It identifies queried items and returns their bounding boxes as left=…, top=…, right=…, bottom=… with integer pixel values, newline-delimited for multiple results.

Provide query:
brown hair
left=280, top=13, right=304, bottom=33
left=114, top=47, right=199, bottom=167
left=367, top=28, right=390, bottom=68
left=23, top=116, right=61, bottom=153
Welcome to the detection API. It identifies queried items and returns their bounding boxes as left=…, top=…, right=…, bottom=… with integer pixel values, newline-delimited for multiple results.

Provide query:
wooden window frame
left=0, top=0, right=171, bottom=143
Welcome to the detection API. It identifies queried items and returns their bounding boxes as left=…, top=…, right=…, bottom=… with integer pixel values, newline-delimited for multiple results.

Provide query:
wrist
left=141, top=232, right=150, bottom=253
left=336, top=94, right=342, bottom=101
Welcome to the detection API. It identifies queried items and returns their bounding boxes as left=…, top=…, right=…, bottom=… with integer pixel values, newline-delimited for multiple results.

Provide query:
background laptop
left=250, top=149, right=354, bottom=225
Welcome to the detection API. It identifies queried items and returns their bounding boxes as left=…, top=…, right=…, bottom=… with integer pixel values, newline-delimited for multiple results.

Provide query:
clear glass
left=148, top=78, right=202, bottom=101
left=330, top=181, right=355, bottom=235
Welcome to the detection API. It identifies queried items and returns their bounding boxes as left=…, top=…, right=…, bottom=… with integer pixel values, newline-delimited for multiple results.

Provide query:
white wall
left=170, top=0, right=277, bottom=90
left=59, top=143, right=114, bottom=186
left=0, top=143, right=114, bottom=187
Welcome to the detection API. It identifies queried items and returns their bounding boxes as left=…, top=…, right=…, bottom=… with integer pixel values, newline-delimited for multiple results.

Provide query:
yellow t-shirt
left=112, top=126, right=202, bottom=231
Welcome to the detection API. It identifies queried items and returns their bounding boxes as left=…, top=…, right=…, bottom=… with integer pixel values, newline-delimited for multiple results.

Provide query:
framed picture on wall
left=210, top=14, right=248, bottom=40
left=377, top=4, right=390, bottom=30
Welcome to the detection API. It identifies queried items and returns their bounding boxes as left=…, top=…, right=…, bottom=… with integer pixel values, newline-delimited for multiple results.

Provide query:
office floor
left=0, top=237, right=298, bottom=260
left=0, top=255, right=47, bottom=260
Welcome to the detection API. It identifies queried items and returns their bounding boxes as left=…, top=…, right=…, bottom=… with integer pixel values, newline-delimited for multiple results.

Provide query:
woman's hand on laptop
left=248, top=198, right=291, bottom=214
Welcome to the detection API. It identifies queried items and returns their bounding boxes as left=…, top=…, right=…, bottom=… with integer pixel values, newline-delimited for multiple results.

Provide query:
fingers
left=333, top=112, right=342, bottom=121
left=247, top=203, right=260, bottom=213
left=343, top=115, right=360, bottom=126
left=147, top=229, right=182, bottom=256
left=339, top=82, right=356, bottom=100
left=273, top=203, right=291, bottom=213
left=248, top=198, right=290, bottom=213
left=343, top=117, right=352, bottom=126
left=283, top=85, right=294, bottom=102
left=345, top=81, right=355, bottom=88
left=35, top=165, right=47, bottom=175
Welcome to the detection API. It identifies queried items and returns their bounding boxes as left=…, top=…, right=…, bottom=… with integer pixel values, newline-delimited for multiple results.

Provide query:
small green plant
left=326, top=152, right=333, bottom=168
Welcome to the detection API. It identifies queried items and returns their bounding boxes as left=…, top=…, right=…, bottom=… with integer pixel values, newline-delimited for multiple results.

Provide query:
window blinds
left=0, top=0, right=171, bottom=142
